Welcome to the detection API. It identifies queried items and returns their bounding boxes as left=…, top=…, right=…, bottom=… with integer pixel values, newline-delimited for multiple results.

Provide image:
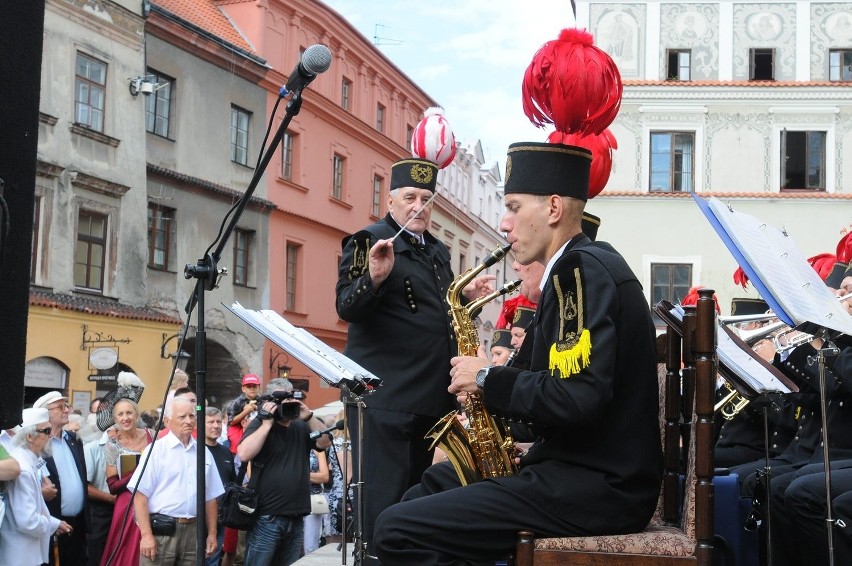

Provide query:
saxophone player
left=372, top=141, right=662, bottom=565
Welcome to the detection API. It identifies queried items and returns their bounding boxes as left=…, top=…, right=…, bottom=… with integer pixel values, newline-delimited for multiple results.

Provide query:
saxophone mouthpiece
left=482, top=243, right=512, bottom=269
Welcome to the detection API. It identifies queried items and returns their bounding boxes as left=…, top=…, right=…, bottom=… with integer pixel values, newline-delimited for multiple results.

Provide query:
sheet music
left=716, top=322, right=792, bottom=395
left=694, top=195, right=852, bottom=336
left=664, top=303, right=793, bottom=395
left=226, top=302, right=381, bottom=392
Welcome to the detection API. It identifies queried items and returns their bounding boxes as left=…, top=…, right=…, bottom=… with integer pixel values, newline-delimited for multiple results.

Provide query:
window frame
left=650, top=262, right=693, bottom=324
left=829, top=49, right=852, bottom=82
left=371, top=174, right=383, bottom=217
left=285, top=242, right=300, bottom=311
left=230, top=105, right=251, bottom=166
left=31, top=196, right=41, bottom=283
left=341, top=77, right=352, bottom=111
left=376, top=103, right=385, bottom=132
left=145, top=70, right=173, bottom=138
left=649, top=131, right=695, bottom=193
left=332, top=153, right=345, bottom=200
left=74, top=52, right=107, bottom=132
left=147, top=203, right=174, bottom=270
left=281, top=130, right=295, bottom=181
left=74, top=209, right=108, bottom=292
left=233, top=228, right=253, bottom=286
left=749, top=48, right=775, bottom=80
left=666, top=49, right=691, bottom=81
left=780, top=130, right=827, bottom=191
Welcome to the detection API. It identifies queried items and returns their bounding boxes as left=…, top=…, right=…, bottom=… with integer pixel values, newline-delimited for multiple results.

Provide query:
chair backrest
left=662, top=289, right=717, bottom=563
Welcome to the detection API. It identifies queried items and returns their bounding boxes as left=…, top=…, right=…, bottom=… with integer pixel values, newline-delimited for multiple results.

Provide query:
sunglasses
left=34, top=427, right=52, bottom=435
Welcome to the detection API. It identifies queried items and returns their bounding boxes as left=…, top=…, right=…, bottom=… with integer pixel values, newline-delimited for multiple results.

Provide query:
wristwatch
left=475, top=366, right=492, bottom=390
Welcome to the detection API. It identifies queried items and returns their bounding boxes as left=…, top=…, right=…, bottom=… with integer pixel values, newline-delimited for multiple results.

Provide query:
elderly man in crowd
left=34, top=391, right=89, bottom=566
left=130, top=396, right=224, bottom=565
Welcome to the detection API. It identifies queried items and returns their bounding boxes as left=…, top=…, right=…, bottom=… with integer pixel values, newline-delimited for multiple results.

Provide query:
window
left=650, top=132, right=694, bottom=193
left=231, top=106, right=250, bottom=165
left=286, top=243, right=300, bottom=311
left=145, top=71, right=173, bottom=137
left=666, top=50, right=691, bottom=81
left=31, top=196, right=41, bottom=283
left=829, top=49, right=852, bottom=82
left=749, top=48, right=775, bottom=80
left=781, top=130, right=826, bottom=190
left=341, top=78, right=352, bottom=111
left=406, top=125, right=414, bottom=149
left=651, top=263, right=692, bottom=323
left=147, top=203, right=173, bottom=270
left=75, top=210, right=107, bottom=291
left=376, top=103, right=385, bottom=132
left=281, top=131, right=295, bottom=180
left=371, top=175, right=383, bottom=217
left=75, top=52, right=107, bottom=132
left=233, top=228, right=252, bottom=286
left=459, top=252, right=466, bottom=273
left=332, top=154, right=345, bottom=200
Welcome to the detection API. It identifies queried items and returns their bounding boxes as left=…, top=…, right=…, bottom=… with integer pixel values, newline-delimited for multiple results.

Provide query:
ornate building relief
left=660, top=4, right=720, bottom=80
left=732, top=3, right=797, bottom=80
left=811, top=4, right=852, bottom=79
left=590, top=4, right=646, bottom=78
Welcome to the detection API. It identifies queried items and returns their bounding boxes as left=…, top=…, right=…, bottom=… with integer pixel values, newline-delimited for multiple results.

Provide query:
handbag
left=310, top=492, right=329, bottom=515
left=149, top=513, right=177, bottom=536
left=219, top=461, right=262, bottom=531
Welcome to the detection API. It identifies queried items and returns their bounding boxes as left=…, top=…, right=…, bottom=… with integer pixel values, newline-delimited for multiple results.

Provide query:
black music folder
left=655, top=300, right=797, bottom=399
left=693, top=194, right=852, bottom=338
left=226, top=302, right=381, bottom=395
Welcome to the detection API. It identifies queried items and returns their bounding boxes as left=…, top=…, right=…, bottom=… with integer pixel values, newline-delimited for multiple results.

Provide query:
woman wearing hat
left=0, top=408, right=72, bottom=565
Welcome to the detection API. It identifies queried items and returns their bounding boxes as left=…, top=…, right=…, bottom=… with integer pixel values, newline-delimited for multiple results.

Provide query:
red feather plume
left=522, top=28, right=623, bottom=136
left=548, top=129, right=617, bottom=198
left=808, top=253, right=838, bottom=281
left=836, top=231, right=852, bottom=263
left=681, top=286, right=720, bottom=313
left=733, top=267, right=750, bottom=289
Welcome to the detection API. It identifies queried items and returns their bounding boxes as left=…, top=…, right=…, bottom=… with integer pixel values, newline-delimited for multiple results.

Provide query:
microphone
left=282, top=44, right=332, bottom=96
left=309, top=419, right=344, bottom=440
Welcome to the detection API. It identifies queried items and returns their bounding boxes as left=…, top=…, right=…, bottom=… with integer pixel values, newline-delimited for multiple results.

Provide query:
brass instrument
left=426, top=244, right=520, bottom=486
left=715, top=381, right=750, bottom=421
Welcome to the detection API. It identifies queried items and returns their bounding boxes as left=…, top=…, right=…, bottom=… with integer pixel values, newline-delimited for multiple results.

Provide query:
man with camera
left=236, top=378, right=332, bottom=566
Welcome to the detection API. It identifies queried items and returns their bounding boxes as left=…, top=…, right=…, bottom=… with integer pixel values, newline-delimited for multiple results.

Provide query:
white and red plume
left=411, top=107, right=457, bottom=169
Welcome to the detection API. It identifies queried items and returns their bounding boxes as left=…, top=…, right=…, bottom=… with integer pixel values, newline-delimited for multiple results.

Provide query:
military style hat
left=390, top=158, right=439, bottom=192
left=581, top=211, right=601, bottom=241
left=512, top=306, right=536, bottom=330
left=503, top=142, right=592, bottom=201
left=730, top=297, right=769, bottom=316
left=491, top=329, right=514, bottom=350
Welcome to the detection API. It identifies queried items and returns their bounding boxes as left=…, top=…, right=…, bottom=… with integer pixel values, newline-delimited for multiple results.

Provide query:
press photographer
left=236, top=378, right=332, bottom=566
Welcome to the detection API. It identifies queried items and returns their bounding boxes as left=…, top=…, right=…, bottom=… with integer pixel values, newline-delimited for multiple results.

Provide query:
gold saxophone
left=425, top=243, right=521, bottom=486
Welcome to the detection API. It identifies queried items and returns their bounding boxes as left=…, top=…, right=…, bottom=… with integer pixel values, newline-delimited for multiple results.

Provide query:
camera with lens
left=258, top=390, right=306, bottom=420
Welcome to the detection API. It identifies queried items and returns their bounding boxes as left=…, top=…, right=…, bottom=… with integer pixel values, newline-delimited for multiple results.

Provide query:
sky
left=321, top=0, right=578, bottom=174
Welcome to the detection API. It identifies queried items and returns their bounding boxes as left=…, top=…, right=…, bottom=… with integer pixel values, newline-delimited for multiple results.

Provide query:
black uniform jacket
left=336, top=213, right=457, bottom=418
left=482, top=235, right=663, bottom=534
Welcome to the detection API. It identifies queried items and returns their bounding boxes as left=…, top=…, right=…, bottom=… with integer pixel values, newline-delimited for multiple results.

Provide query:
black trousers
left=346, top=405, right=436, bottom=564
left=374, top=462, right=585, bottom=566
left=48, top=512, right=87, bottom=566
left=86, top=500, right=113, bottom=566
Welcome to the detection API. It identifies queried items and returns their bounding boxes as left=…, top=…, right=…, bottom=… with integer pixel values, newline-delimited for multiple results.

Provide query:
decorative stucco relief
left=590, top=4, right=646, bottom=78
left=661, top=4, right=720, bottom=80
left=732, top=4, right=797, bottom=80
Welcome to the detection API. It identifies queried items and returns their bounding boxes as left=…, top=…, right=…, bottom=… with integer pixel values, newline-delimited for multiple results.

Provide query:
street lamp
left=173, top=349, right=191, bottom=372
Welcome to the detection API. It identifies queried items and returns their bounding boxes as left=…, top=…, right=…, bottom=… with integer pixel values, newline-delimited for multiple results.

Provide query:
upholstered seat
left=515, top=289, right=717, bottom=566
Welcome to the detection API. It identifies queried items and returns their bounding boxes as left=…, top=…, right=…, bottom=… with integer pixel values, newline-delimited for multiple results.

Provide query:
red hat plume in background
left=547, top=129, right=617, bottom=198
left=836, top=231, right=852, bottom=263
left=522, top=28, right=623, bottom=136
left=733, top=266, right=750, bottom=289
left=807, top=253, right=837, bottom=281
left=681, top=286, right=721, bottom=314
left=411, top=107, right=457, bottom=169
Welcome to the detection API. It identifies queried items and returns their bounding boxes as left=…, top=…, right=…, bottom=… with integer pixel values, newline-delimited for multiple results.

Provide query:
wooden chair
left=514, top=289, right=717, bottom=566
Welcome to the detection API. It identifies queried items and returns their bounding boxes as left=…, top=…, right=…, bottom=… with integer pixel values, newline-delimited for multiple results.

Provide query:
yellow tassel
left=549, top=329, right=592, bottom=379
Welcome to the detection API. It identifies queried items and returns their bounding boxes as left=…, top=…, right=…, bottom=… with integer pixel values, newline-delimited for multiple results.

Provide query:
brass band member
left=335, top=108, right=494, bottom=564
left=373, top=139, right=662, bottom=565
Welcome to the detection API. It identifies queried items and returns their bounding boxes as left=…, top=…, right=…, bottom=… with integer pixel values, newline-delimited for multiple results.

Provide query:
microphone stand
left=183, top=91, right=305, bottom=565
